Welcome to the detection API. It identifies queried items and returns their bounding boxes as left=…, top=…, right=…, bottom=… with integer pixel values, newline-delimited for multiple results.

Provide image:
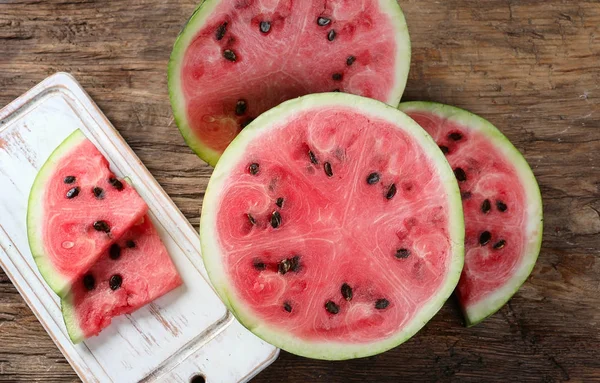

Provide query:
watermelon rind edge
left=27, top=129, right=87, bottom=298
left=200, top=93, right=464, bottom=360
left=167, top=0, right=412, bottom=167
left=61, top=293, right=85, bottom=344
left=398, top=101, right=544, bottom=327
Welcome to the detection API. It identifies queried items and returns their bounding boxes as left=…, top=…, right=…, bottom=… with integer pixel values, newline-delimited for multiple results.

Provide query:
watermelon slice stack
left=27, top=130, right=182, bottom=343
left=165, top=0, right=543, bottom=360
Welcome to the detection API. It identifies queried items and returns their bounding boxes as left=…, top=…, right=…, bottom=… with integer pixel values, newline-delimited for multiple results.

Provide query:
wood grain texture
left=0, top=0, right=598, bottom=382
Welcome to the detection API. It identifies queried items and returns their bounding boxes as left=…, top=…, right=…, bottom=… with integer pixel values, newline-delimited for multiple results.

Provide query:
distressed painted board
left=0, top=72, right=278, bottom=383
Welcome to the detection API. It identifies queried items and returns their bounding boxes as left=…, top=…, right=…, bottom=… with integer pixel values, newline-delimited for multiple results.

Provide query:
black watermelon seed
left=481, top=199, right=492, bottom=214
left=341, top=283, right=353, bottom=301
left=223, top=49, right=237, bottom=62
left=109, top=244, right=121, bottom=260
left=109, top=177, right=124, bottom=191
left=332, top=73, right=343, bottom=81
left=324, top=162, right=333, bottom=177
left=283, top=302, right=292, bottom=312
left=332, top=88, right=340, bottom=92
left=386, top=184, right=397, bottom=200
left=479, top=231, right=492, bottom=246
left=125, top=240, right=136, bottom=248
left=235, top=99, right=247, bottom=116
left=327, top=30, right=336, bottom=41
left=308, top=150, right=319, bottom=165
left=247, top=214, right=256, bottom=226
left=454, top=168, right=467, bottom=182
left=249, top=163, right=259, bottom=175
left=325, top=300, right=340, bottom=314
left=64, top=176, right=76, bottom=184
left=289, top=255, right=300, bottom=272
left=366, top=172, right=380, bottom=185
left=259, top=21, right=271, bottom=33
left=493, top=239, right=506, bottom=250
left=83, top=274, right=95, bottom=291
left=496, top=200, right=508, bottom=212
left=276, top=197, right=284, bottom=208
left=395, top=248, right=410, bottom=259
left=449, top=132, right=463, bottom=141
left=317, top=17, right=331, bottom=26
left=241, top=117, right=254, bottom=128
left=346, top=55, right=356, bottom=66
left=253, top=260, right=266, bottom=270
left=278, top=258, right=291, bottom=274
left=93, top=220, right=110, bottom=233
left=439, top=145, right=449, bottom=154
left=66, top=187, right=80, bottom=199
left=109, top=274, right=123, bottom=290
left=93, top=187, right=104, bottom=199
left=375, top=299, right=389, bottom=310
left=215, top=22, right=227, bottom=40
left=461, top=191, right=472, bottom=200
left=271, top=211, right=282, bottom=229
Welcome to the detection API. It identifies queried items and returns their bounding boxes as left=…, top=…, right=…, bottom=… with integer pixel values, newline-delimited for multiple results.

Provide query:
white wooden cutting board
left=0, top=72, right=278, bottom=383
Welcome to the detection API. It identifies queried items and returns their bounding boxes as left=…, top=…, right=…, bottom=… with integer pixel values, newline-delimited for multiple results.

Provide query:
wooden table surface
left=1, top=0, right=599, bottom=382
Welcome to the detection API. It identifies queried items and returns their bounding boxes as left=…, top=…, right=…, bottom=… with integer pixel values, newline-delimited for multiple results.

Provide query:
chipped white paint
left=0, top=73, right=278, bottom=383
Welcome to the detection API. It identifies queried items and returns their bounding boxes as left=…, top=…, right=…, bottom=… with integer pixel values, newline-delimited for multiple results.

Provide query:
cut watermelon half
left=200, top=93, right=464, bottom=360
left=169, top=0, right=411, bottom=166
left=398, top=102, right=543, bottom=326
left=62, top=215, right=182, bottom=343
left=27, top=130, right=148, bottom=297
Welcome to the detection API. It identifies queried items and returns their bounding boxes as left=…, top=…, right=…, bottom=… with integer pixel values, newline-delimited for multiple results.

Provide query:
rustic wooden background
left=0, top=0, right=599, bottom=382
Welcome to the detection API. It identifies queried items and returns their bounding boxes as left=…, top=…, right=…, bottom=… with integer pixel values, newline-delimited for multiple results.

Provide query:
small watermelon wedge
left=169, top=0, right=411, bottom=166
left=200, top=93, right=464, bottom=360
left=62, top=214, right=182, bottom=343
left=27, top=130, right=148, bottom=297
left=398, top=102, right=543, bottom=326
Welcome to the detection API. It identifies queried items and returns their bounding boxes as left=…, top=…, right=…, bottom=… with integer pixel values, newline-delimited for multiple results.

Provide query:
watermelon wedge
left=27, top=130, right=148, bottom=297
left=398, top=102, right=543, bottom=326
left=169, top=0, right=411, bottom=166
left=200, top=93, right=464, bottom=360
left=62, top=215, right=182, bottom=343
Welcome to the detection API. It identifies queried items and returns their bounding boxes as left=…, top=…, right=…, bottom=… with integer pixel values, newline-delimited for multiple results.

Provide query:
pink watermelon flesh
left=200, top=95, right=464, bottom=359
left=170, top=0, right=410, bottom=165
left=399, top=102, right=543, bottom=325
left=62, top=215, right=182, bottom=343
left=28, top=130, right=148, bottom=297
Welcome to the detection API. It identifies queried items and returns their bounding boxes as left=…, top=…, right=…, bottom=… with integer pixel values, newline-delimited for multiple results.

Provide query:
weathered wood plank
left=0, top=0, right=599, bottom=381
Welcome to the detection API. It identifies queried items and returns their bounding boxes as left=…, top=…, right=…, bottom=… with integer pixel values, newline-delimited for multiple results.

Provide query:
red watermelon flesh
left=62, top=215, right=182, bottom=343
left=169, top=0, right=411, bottom=165
left=200, top=94, right=464, bottom=359
left=399, top=102, right=543, bottom=326
left=27, top=130, right=148, bottom=297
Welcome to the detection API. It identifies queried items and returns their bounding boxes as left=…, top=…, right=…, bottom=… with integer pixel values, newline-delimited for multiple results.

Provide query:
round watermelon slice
left=398, top=102, right=543, bottom=326
left=62, top=215, right=182, bottom=343
left=200, top=93, right=464, bottom=360
left=169, top=0, right=411, bottom=166
left=27, top=130, right=148, bottom=297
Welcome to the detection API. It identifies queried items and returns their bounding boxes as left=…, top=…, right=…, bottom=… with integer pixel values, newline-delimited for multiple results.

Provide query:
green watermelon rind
left=168, top=0, right=412, bottom=166
left=27, top=129, right=87, bottom=298
left=398, top=101, right=544, bottom=327
left=61, top=293, right=85, bottom=344
left=200, top=93, right=464, bottom=360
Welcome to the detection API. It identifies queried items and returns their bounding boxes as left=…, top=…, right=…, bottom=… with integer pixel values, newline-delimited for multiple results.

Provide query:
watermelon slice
left=200, top=93, right=464, bottom=360
left=62, top=215, right=182, bottom=343
left=398, top=102, right=543, bottom=326
left=27, top=130, right=148, bottom=297
left=169, top=0, right=411, bottom=166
